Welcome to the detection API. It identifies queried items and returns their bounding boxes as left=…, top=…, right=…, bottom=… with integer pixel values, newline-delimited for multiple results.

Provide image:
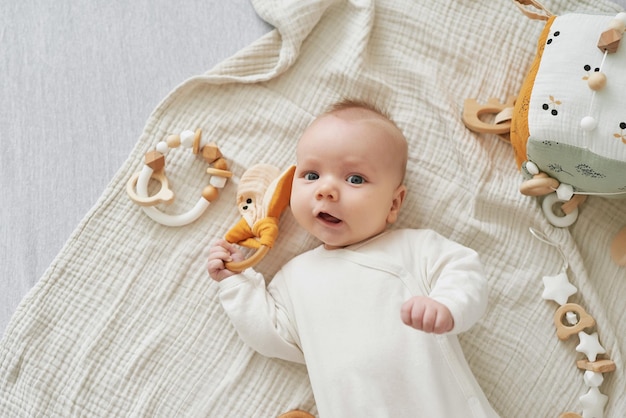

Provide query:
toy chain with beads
left=530, top=229, right=616, bottom=418
left=126, top=129, right=232, bottom=227
left=579, top=13, right=625, bottom=131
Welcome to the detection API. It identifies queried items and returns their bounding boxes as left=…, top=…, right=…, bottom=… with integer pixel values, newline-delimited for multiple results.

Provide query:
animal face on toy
left=236, top=164, right=280, bottom=227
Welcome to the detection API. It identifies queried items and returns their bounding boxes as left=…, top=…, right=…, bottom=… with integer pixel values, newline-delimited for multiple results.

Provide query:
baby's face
left=290, top=110, right=406, bottom=249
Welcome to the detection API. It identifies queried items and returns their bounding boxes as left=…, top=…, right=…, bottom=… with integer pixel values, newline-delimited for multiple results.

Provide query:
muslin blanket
left=1, top=0, right=625, bottom=416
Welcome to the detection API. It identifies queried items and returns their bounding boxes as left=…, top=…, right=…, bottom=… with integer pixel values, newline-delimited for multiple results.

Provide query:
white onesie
left=218, top=228, right=499, bottom=417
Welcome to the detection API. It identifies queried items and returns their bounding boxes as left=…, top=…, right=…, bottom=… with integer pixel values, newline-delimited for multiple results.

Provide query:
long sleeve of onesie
left=218, top=268, right=305, bottom=364
left=218, top=228, right=498, bottom=417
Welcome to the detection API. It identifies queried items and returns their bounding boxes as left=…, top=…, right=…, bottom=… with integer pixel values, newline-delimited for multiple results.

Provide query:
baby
left=208, top=100, right=499, bottom=417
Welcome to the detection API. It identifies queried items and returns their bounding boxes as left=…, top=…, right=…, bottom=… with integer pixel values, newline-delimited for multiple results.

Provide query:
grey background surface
left=1, top=0, right=271, bottom=336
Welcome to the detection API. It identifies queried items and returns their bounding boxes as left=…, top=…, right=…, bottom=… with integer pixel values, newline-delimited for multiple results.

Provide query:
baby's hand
left=400, top=296, right=454, bottom=334
left=207, top=239, right=244, bottom=282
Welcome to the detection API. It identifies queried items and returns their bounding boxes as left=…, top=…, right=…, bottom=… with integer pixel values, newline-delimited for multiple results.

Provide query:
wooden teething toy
left=554, top=303, right=595, bottom=341
left=126, top=129, right=232, bottom=226
left=462, top=96, right=516, bottom=142
left=223, top=164, right=295, bottom=272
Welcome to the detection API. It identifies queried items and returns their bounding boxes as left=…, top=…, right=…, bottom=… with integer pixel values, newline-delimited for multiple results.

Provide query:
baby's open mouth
left=317, top=212, right=341, bottom=224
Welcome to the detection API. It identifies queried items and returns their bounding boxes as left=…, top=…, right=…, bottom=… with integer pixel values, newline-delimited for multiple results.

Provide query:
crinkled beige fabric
left=1, top=0, right=624, bottom=416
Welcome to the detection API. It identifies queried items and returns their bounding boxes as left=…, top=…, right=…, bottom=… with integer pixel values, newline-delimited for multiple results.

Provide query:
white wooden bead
left=209, top=175, right=228, bottom=188
left=526, top=161, right=539, bottom=175
left=180, top=130, right=195, bottom=148
left=583, top=370, right=604, bottom=387
left=156, top=141, right=169, bottom=154
left=616, top=12, right=626, bottom=26
left=608, top=18, right=626, bottom=32
left=580, top=116, right=597, bottom=131
left=556, top=183, right=574, bottom=201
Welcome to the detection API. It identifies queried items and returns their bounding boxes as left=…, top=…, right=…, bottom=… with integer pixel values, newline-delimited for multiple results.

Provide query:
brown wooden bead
left=166, top=134, right=181, bottom=148
left=598, top=28, right=622, bottom=53
left=201, top=142, right=222, bottom=163
left=145, top=150, right=165, bottom=171
left=202, top=185, right=219, bottom=202
left=212, top=157, right=228, bottom=170
left=192, top=129, right=202, bottom=154
left=576, top=358, right=616, bottom=373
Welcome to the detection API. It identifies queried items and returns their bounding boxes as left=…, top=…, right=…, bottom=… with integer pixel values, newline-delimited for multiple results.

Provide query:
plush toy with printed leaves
left=463, top=0, right=626, bottom=266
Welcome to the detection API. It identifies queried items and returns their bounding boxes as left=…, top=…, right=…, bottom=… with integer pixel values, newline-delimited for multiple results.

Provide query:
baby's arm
left=207, top=239, right=244, bottom=282
left=400, top=230, right=488, bottom=335
left=400, top=296, right=453, bottom=334
left=217, top=269, right=305, bottom=364
left=208, top=240, right=304, bottom=363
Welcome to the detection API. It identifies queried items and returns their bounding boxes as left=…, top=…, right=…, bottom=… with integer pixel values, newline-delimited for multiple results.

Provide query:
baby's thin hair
left=326, top=98, right=391, bottom=121
left=325, top=98, right=402, bottom=131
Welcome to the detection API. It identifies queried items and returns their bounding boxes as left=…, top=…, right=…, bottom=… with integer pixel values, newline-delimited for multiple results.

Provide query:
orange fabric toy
left=224, top=164, right=296, bottom=272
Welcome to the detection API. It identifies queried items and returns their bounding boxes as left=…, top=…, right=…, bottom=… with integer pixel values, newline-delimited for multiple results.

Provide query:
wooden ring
left=554, top=303, right=595, bottom=340
left=225, top=245, right=270, bottom=272
left=126, top=170, right=175, bottom=207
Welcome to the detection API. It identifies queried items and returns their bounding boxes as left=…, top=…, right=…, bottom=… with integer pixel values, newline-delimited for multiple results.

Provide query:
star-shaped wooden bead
left=542, top=271, right=577, bottom=305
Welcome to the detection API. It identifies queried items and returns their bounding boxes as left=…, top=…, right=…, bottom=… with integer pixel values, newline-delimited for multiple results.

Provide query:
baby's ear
left=386, top=184, right=406, bottom=224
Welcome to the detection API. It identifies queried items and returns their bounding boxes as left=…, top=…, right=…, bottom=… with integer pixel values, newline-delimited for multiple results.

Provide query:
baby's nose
left=316, top=181, right=338, bottom=200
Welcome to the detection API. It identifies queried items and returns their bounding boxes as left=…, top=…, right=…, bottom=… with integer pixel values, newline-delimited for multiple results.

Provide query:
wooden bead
left=576, top=358, right=616, bottom=373
left=587, top=72, right=607, bottom=91
left=608, top=18, right=626, bottom=32
left=561, top=194, right=587, bottom=215
left=201, top=142, right=222, bottom=164
left=558, top=413, right=582, bottom=418
left=145, top=150, right=165, bottom=171
left=192, top=128, right=202, bottom=154
left=212, top=157, right=228, bottom=170
left=206, top=167, right=232, bottom=178
left=202, top=185, right=219, bottom=202
left=598, top=28, right=622, bottom=53
left=166, top=134, right=181, bottom=148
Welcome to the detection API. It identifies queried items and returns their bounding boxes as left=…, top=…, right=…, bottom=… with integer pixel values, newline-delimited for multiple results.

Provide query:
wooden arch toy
left=126, top=129, right=232, bottom=227
left=224, top=164, right=296, bottom=272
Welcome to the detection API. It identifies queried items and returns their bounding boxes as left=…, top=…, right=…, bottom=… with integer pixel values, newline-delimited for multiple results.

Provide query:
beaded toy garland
left=126, top=129, right=232, bottom=227
left=530, top=229, right=616, bottom=418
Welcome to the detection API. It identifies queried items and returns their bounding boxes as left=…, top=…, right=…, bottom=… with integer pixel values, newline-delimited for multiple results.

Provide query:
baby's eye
left=304, top=172, right=319, bottom=181
left=347, top=174, right=365, bottom=184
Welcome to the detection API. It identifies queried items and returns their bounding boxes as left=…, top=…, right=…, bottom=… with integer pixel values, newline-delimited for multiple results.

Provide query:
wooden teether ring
left=224, top=245, right=270, bottom=273
left=554, top=303, right=595, bottom=340
left=126, top=129, right=232, bottom=227
left=126, top=170, right=175, bottom=207
left=462, top=96, right=516, bottom=140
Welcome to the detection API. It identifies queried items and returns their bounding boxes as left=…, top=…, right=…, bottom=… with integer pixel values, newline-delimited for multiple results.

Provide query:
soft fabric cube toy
left=512, top=10, right=626, bottom=226
left=464, top=1, right=626, bottom=261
